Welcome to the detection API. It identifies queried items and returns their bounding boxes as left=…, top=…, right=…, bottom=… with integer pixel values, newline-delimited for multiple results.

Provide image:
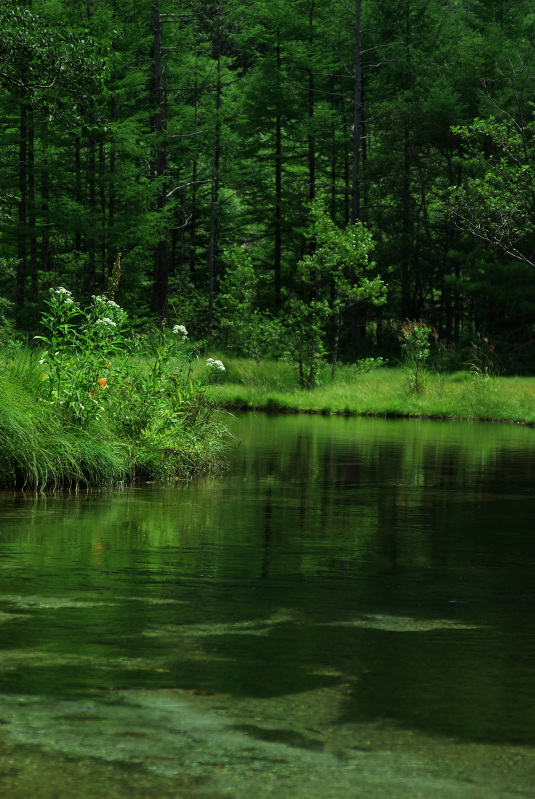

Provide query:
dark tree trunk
left=274, top=30, right=283, bottom=307
left=28, top=105, right=38, bottom=298
left=152, top=0, right=170, bottom=319
left=40, top=154, right=51, bottom=276
left=17, top=96, right=28, bottom=310
left=87, top=126, right=97, bottom=293
left=208, top=22, right=222, bottom=334
left=308, top=1, right=316, bottom=203
left=351, top=0, right=362, bottom=224
left=108, top=94, right=117, bottom=282
left=75, top=135, right=82, bottom=253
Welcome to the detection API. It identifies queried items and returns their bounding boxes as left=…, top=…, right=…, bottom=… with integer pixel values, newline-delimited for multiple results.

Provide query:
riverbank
left=207, top=357, right=535, bottom=425
left=0, top=349, right=228, bottom=490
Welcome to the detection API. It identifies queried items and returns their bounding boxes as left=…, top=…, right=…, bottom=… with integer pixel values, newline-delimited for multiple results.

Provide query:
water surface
left=0, top=413, right=534, bottom=798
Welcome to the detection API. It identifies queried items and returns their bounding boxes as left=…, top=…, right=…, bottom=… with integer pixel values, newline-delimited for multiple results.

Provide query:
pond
left=0, top=412, right=534, bottom=798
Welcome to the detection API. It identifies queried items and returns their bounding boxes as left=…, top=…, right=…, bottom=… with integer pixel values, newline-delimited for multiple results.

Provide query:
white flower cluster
left=91, top=295, right=126, bottom=328
left=172, top=324, right=188, bottom=338
left=206, top=358, right=225, bottom=371
left=54, top=286, right=74, bottom=304
left=92, top=295, right=120, bottom=309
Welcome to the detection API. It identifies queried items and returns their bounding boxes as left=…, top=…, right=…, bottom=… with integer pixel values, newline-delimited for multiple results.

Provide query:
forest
left=2, top=0, right=535, bottom=373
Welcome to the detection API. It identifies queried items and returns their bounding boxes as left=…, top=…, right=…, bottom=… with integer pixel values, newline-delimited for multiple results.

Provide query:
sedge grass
left=207, top=358, right=535, bottom=425
left=0, top=373, right=125, bottom=489
left=0, top=350, right=228, bottom=490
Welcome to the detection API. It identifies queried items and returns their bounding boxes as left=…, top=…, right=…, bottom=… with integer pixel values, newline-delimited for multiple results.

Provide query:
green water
left=0, top=413, right=535, bottom=798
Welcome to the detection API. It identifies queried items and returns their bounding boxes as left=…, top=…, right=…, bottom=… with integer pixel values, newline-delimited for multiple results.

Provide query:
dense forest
left=2, top=0, right=535, bottom=371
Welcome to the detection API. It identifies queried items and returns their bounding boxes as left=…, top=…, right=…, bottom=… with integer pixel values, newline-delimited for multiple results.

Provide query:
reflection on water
left=0, top=413, right=535, bottom=798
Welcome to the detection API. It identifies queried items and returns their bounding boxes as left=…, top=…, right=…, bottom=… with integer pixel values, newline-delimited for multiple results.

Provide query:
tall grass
left=0, top=366, right=124, bottom=489
left=0, top=349, right=228, bottom=490
left=0, top=288, right=230, bottom=490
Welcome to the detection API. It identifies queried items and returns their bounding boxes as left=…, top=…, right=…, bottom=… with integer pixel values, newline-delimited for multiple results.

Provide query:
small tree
left=400, top=320, right=432, bottom=394
left=286, top=201, right=386, bottom=387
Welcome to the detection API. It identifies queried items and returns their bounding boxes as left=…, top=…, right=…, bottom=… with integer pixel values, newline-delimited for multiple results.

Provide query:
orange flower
left=97, top=377, right=108, bottom=389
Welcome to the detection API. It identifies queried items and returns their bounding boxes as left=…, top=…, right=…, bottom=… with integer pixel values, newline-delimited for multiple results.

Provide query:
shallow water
left=1, top=413, right=535, bottom=797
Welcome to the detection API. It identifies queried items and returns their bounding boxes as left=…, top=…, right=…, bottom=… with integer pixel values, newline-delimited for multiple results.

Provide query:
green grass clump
left=0, top=369, right=124, bottom=489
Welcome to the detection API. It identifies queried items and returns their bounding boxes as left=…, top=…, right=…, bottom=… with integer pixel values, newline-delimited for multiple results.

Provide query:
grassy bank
left=206, top=357, right=535, bottom=425
left=0, top=288, right=232, bottom=490
left=0, top=348, right=228, bottom=491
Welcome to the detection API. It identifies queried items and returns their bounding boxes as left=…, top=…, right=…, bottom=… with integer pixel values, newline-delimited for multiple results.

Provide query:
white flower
left=207, top=358, right=225, bottom=371
left=172, top=324, right=188, bottom=338
left=93, top=295, right=119, bottom=308
left=54, top=287, right=72, bottom=296
left=95, top=317, right=117, bottom=328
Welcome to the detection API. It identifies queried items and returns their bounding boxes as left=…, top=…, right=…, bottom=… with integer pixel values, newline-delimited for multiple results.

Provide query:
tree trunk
left=16, top=95, right=28, bottom=310
left=152, top=0, right=170, bottom=319
left=308, top=1, right=316, bottom=204
left=351, top=0, right=362, bottom=224
left=350, top=0, right=365, bottom=352
left=40, top=153, right=51, bottom=276
left=74, top=135, right=82, bottom=253
left=208, top=24, right=222, bottom=334
left=400, top=2, right=413, bottom=319
left=274, top=30, right=283, bottom=307
left=28, top=105, right=38, bottom=298
left=87, top=125, right=97, bottom=293
left=99, top=139, right=107, bottom=285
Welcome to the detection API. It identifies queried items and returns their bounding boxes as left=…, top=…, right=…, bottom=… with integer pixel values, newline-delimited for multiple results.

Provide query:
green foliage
left=0, top=4, right=107, bottom=108
left=451, top=115, right=535, bottom=269
left=35, top=287, right=128, bottom=427
left=355, top=357, right=388, bottom=375
left=0, top=361, right=124, bottom=489
left=216, top=246, right=282, bottom=362
left=0, top=257, right=17, bottom=344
